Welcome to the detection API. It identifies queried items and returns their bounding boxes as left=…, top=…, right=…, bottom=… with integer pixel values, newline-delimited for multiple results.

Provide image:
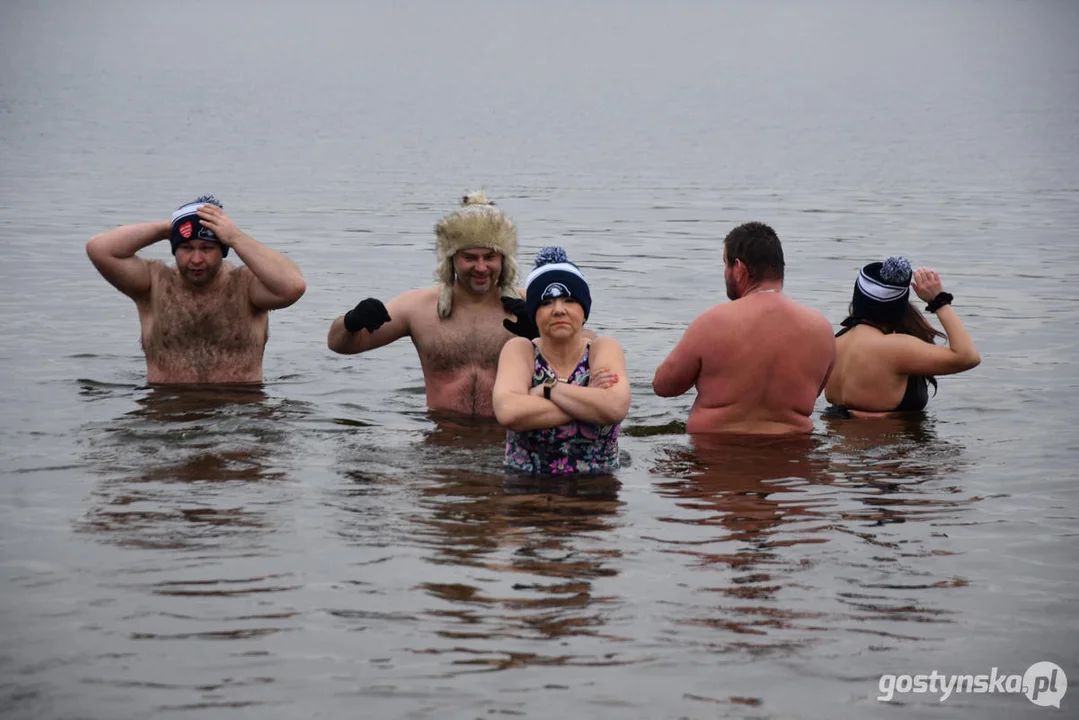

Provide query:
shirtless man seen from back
left=86, top=195, right=307, bottom=384
left=327, top=192, right=537, bottom=416
left=653, top=221, right=835, bottom=435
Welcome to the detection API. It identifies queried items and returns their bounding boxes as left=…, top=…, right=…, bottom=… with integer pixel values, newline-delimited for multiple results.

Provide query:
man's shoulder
left=143, top=259, right=173, bottom=289
left=146, top=259, right=169, bottom=274
left=390, top=286, right=441, bottom=333
left=224, top=262, right=252, bottom=283
left=397, top=286, right=440, bottom=305
left=390, top=286, right=439, bottom=317
left=688, top=302, right=734, bottom=327
left=787, top=300, right=835, bottom=334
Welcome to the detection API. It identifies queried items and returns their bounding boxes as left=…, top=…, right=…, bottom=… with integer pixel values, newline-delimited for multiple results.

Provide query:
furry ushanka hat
left=434, top=191, right=520, bottom=318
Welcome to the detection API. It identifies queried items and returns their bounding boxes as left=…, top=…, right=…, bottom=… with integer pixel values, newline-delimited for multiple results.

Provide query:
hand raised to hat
left=501, top=296, right=539, bottom=339
left=196, top=203, right=240, bottom=246
left=912, top=267, right=944, bottom=302
left=344, top=298, right=392, bottom=334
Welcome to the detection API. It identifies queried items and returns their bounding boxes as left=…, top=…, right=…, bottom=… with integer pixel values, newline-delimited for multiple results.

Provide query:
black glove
left=343, top=298, right=391, bottom=334
left=501, top=296, right=538, bottom=339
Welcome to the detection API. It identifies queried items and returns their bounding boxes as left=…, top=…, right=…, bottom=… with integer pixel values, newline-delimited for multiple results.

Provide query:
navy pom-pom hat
left=170, top=194, right=228, bottom=257
left=525, top=246, right=592, bottom=321
left=851, top=256, right=912, bottom=324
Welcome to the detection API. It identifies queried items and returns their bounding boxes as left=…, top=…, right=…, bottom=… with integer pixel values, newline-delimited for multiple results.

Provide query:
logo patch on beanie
left=179, top=221, right=193, bottom=239
left=541, top=283, right=571, bottom=300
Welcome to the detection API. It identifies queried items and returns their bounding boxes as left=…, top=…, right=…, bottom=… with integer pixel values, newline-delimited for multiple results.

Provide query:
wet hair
left=723, top=221, right=785, bottom=282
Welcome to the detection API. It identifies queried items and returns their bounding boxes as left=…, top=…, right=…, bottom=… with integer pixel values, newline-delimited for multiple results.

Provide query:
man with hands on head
left=86, top=195, right=306, bottom=384
left=327, top=191, right=535, bottom=417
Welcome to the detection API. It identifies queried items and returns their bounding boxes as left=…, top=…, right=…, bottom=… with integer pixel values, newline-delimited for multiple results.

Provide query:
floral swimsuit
left=504, top=343, right=621, bottom=475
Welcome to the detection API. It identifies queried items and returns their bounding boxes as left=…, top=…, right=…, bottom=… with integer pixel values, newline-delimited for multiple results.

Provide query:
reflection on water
left=821, top=413, right=972, bottom=528
left=327, top=418, right=631, bottom=674
left=416, top=469, right=628, bottom=671
left=648, top=426, right=974, bottom=660
left=816, top=415, right=977, bottom=643
left=51, top=378, right=987, bottom=711
left=51, top=385, right=312, bottom=715
left=76, top=384, right=301, bottom=551
left=657, top=434, right=834, bottom=549
left=649, top=435, right=836, bottom=657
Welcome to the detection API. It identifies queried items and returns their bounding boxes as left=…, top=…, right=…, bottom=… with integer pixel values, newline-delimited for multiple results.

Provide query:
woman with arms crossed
left=493, top=247, right=630, bottom=474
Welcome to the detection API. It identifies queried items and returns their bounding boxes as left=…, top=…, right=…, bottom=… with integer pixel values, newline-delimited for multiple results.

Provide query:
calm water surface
left=1, top=1, right=1077, bottom=718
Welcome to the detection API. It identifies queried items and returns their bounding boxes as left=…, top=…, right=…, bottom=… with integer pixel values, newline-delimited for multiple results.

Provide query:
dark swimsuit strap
left=836, top=316, right=889, bottom=338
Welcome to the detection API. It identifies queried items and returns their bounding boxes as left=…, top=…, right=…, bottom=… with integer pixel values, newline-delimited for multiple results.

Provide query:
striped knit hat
left=851, top=256, right=912, bottom=324
left=170, top=195, right=228, bottom=257
left=525, top=246, right=592, bottom=321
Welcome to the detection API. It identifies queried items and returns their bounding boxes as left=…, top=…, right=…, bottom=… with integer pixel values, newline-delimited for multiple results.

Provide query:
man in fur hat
left=327, top=192, right=532, bottom=416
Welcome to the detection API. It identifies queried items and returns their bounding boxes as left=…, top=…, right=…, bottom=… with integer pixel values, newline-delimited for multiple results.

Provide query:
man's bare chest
left=143, top=276, right=265, bottom=354
left=412, top=317, right=510, bottom=374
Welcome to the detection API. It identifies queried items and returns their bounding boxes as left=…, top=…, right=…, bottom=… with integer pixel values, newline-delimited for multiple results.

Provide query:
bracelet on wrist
left=542, top=376, right=565, bottom=400
left=925, top=292, right=954, bottom=313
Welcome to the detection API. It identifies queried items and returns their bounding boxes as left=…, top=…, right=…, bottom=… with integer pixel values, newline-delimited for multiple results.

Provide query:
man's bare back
left=654, top=293, right=835, bottom=434
left=140, top=261, right=267, bottom=384
left=653, top=221, right=835, bottom=435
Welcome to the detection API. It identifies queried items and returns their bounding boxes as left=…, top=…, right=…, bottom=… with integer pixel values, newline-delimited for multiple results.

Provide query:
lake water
left=1, top=1, right=1077, bottom=718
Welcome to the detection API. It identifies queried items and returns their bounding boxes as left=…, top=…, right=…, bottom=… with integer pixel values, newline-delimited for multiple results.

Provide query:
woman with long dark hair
left=824, top=257, right=980, bottom=416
